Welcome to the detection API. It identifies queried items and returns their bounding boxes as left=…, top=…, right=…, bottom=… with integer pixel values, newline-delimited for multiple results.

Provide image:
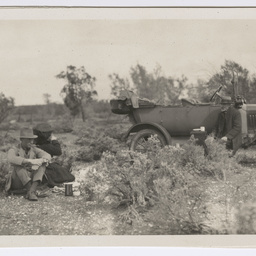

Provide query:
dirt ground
left=0, top=189, right=173, bottom=235
left=0, top=192, right=119, bottom=235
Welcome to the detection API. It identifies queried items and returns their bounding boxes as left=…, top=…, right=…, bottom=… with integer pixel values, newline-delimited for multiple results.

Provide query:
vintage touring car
left=110, top=88, right=256, bottom=152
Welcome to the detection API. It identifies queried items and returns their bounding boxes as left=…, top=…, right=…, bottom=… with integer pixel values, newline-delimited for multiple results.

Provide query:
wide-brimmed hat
left=34, top=123, right=53, bottom=132
left=20, top=128, right=38, bottom=139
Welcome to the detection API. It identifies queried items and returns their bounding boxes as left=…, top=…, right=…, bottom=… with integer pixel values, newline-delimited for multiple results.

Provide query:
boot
left=27, top=190, right=38, bottom=201
left=24, top=181, right=32, bottom=199
left=26, top=181, right=39, bottom=201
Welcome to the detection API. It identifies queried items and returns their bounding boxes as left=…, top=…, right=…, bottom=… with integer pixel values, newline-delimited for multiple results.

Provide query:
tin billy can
left=64, top=183, right=73, bottom=196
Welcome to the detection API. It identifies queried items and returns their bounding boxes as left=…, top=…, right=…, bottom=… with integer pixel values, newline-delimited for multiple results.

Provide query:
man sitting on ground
left=5, top=127, right=51, bottom=201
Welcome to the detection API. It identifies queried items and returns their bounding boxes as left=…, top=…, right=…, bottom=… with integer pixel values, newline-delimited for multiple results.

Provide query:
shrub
left=180, top=136, right=244, bottom=179
left=0, top=133, right=18, bottom=153
left=48, top=114, right=74, bottom=133
left=0, top=92, right=14, bottom=124
left=76, top=135, right=126, bottom=162
left=235, top=147, right=256, bottom=164
left=81, top=135, right=256, bottom=234
left=104, top=124, right=128, bottom=141
left=73, top=121, right=127, bottom=162
left=91, top=100, right=111, bottom=114
left=0, top=121, right=21, bottom=131
left=236, top=201, right=256, bottom=234
left=82, top=137, right=211, bottom=233
left=0, top=152, right=9, bottom=190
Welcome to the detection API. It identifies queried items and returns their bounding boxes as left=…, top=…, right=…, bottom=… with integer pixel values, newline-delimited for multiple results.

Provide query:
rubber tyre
left=130, top=129, right=167, bottom=152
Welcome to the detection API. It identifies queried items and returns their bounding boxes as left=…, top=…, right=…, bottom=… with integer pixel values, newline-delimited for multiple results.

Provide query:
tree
left=130, top=64, right=151, bottom=99
left=43, top=93, right=51, bottom=105
left=129, top=64, right=188, bottom=104
left=109, top=64, right=189, bottom=105
left=248, top=75, right=256, bottom=103
left=42, top=93, right=52, bottom=120
left=187, top=79, right=212, bottom=103
left=109, top=73, right=132, bottom=97
left=56, top=66, right=97, bottom=122
left=164, top=75, right=189, bottom=104
left=0, top=92, right=14, bottom=124
left=206, top=60, right=250, bottom=101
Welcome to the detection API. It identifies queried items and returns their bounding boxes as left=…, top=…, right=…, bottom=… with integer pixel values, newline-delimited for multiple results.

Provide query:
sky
left=2, top=10, right=256, bottom=106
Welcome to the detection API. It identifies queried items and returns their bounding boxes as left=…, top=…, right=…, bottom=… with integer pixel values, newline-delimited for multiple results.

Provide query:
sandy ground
left=0, top=191, right=118, bottom=235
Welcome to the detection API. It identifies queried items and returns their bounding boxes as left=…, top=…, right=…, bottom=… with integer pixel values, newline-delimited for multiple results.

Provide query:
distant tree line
left=10, top=103, right=67, bottom=123
left=1, top=60, right=255, bottom=124
left=108, top=60, right=256, bottom=105
left=55, top=61, right=256, bottom=121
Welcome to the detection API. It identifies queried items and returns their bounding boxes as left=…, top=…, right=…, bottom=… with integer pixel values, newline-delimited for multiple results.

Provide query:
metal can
left=65, top=183, right=73, bottom=196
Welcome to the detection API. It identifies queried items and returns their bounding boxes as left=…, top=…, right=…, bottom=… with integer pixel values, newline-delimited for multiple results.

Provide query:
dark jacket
left=35, top=136, right=62, bottom=157
left=37, top=140, right=62, bottom=157
left=215, top=106, right=242, bottom=154
left=35, top=137, right=75, bottom=186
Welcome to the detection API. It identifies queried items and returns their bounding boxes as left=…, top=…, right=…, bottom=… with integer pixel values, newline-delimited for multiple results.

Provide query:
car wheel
left=130, top=129, right=167, bottom=153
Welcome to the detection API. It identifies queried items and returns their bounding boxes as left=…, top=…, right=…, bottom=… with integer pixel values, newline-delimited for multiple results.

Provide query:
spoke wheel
left=130, top=129, right=167, bottom=153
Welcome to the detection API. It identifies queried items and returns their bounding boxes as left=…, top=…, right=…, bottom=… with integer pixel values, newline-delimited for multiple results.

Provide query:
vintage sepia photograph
left=1, top=6, right=256, bottom=248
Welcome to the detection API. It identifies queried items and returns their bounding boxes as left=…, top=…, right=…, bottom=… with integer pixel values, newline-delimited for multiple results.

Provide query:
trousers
left=11, top=166, right=46, bottom=190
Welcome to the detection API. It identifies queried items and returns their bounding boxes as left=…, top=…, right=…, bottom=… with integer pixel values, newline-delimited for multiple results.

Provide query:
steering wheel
left=210, top=86, right=222, bottom=102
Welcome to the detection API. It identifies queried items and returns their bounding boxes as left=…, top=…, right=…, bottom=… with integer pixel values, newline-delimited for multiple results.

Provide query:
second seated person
left=33, top=123, right=75, bottom=187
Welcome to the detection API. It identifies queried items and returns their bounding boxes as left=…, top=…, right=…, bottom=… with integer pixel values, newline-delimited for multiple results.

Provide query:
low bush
left=81, top=134, right=256, bottom=234
left=91, top=100, right=111, bottom=114
left=76, top=135, right=126, bottom=162
left=84, top=151, right=209, bottom=233
left=104, top=124, right=128, bottom=141
left=0, top=152, right=9, bottom=191
left=236, top=201, right=256, bottom=234
left=0, top=132, right=18, bottom=153
left=235, top=147, right=256, bottom=164
left=48, top=114, right=74, bottom=133
left=73, top=122, right=128, bottom=162
left=0, top=121, right=21, bottom=131
left=81, top=137, right=220, bottom=233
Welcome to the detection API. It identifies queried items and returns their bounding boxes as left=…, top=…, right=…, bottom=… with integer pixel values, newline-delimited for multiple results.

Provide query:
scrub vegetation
left=1, top=60, right=256, bottom=235
left=1, top=118, right=256, bottom=235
